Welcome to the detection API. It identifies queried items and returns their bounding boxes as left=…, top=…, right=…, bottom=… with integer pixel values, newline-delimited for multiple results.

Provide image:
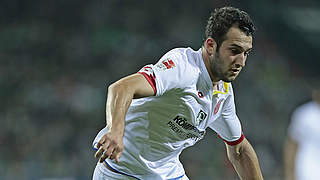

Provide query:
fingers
left=97, top=138, right=105, bottom=149
left=94, top=146, right=105, bottom=159
left=100, top=143, right=123, bottom=162
left=115, top=151, right=122, bottom=163
left=112, top=147, right=123, bottom=164
left=94, top=134, right=124, bottom=163
left=99, top=144, right=114, bottom=163
left=95, top=140, right=110, bottom=158
left=95, top=143, right=123, bottom=163
left=109, top=147, right=121, bottom=161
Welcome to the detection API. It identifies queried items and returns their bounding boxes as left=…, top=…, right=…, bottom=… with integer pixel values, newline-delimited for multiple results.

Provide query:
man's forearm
left=227, top=138, right=263, bottom=180
left=105, top=73, right=155, bottom=133
left=95, top=74, right=155, bottom=163
left=94, top=82, right=133, bottom=163
left=106, top=82, right=134, bottom=134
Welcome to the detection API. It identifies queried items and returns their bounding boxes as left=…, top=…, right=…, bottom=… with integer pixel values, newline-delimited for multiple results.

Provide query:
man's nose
left=235, top=53, right=246, bottom=68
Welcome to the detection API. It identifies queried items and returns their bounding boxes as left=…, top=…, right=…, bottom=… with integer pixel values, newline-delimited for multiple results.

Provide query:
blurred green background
left=1, top=0, right=319, bottom=179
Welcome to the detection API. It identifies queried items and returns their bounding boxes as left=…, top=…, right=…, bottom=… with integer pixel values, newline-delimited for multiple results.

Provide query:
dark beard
left=210, top=53, right=235, bottom=82
left=211, top=53, right=227, bottom=82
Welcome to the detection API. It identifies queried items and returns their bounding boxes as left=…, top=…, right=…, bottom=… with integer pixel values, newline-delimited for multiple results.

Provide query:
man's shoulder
left=156, top=47, right=201, bottom=86
left=166, top=47, right=199, bottom=57
left=163, top=47, right=201, bottom=69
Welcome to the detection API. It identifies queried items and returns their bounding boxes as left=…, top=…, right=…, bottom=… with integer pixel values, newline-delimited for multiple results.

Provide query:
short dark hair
left=204, top=6, right=256, bottom=49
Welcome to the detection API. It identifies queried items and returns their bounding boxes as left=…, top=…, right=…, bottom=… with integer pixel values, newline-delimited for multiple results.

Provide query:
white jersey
left=93, top=47, right=243, bottom=180
left=288, top=101, right=320, bottom=180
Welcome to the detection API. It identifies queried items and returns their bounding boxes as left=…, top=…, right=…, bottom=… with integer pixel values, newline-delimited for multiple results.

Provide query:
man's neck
left=201, top=47, right=219, bottom=87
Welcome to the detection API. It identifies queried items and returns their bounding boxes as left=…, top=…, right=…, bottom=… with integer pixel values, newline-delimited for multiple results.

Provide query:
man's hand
left=94, top=132, right=124, bottom=163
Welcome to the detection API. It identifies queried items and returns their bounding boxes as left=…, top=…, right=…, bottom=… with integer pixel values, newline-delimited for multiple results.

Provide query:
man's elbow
left=108, top=81, right=131, bottom=94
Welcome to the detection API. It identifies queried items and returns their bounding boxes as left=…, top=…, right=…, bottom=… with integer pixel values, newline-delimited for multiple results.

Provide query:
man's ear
left=204, top=37, right=217, bottom=55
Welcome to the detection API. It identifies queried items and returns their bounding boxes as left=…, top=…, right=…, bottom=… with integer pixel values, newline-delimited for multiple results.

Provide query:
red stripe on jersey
left=137, top=72, right=157, bottom=95
left=218, top=132, right=244, bottom=146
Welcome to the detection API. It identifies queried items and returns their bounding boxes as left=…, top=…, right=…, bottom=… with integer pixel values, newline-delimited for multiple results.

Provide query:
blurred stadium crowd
left=1, top=0, right=319, bottom=179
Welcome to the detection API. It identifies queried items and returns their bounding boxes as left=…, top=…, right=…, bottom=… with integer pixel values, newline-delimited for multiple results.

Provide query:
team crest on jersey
left=156, top=58, right=175, bottom=71
left=196, top=110, right=207, bottom=126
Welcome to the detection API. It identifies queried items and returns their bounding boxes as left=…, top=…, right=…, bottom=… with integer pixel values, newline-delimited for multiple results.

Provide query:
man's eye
left=231, top=49, right=241, bottom=55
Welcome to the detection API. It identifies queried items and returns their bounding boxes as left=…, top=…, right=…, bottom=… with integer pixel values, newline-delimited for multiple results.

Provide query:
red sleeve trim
left=218, top=132, right=244, bottom=146
left=137, top=72, right=157, bottom=95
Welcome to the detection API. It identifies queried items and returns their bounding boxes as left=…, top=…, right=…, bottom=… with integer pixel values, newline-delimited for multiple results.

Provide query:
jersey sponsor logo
left=195, top=110, right=207, bottom=126
left=163, top=59, right=175, bottom=69
left=198, top=91, right=203, bottom=98
left=214, top=99, right=223, bottom=114
left=156, top=58, right=175, bottom=71
left=173, top=116, right=195, bottom=130
left=167, top=115, right=205, bottom=141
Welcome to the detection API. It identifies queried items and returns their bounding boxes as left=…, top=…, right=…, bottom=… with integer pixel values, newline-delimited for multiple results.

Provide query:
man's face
left=210, top=26, right=253, bottom=82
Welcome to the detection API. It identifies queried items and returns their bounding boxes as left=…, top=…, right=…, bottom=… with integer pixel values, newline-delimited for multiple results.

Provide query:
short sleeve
left=209, top=84, right=243, bottom=145
left=138, top=49, right=197, bottom=96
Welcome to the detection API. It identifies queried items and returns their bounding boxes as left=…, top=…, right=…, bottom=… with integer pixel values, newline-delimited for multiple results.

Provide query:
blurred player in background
left=284, top=84, right=320, bottom=180
left=92, top=6, right=263, bottom=180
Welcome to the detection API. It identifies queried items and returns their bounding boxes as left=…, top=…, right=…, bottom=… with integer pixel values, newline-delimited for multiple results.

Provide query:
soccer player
left=92, top=6, right=263, bottom=180
left=284, top=85, right=320, bottom=180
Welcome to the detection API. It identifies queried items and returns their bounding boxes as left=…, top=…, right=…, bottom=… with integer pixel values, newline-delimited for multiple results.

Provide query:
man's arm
left=94, top=73, right=155, bottom=163
left=225, top=137, right=263, bottom=180
left=283, top=136, right=298, bottom=180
